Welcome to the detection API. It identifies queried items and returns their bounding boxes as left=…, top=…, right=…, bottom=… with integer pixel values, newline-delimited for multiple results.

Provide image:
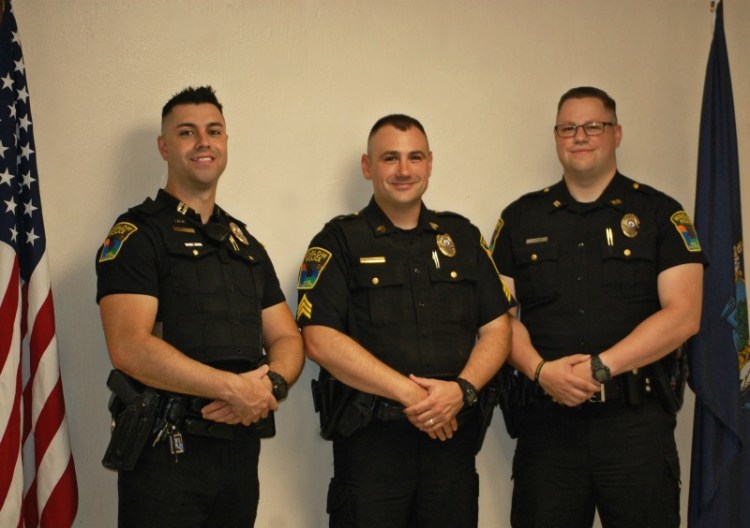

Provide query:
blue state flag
left=687, top=2, right=750, bottom=527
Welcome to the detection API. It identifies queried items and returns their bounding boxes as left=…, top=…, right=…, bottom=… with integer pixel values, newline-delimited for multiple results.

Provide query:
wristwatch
left=455, top=377, right=478, bottom=407
left=267, top=371, right=288, bottom=401
left=590, top=355, right=612, bottom=383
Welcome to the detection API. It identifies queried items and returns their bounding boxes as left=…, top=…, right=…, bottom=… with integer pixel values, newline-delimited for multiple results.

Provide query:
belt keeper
left=533, top=359, right=546, bottom=384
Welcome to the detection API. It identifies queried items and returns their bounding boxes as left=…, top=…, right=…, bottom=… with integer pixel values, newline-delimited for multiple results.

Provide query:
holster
left=496, top=365, right=528, bottom=439
left=474, top=382, right=500, bottom=453
left=312, top=369, right=375, bottom=440
left=102, top=369, right=161, bottom=472
left=650, top=348, right=689, bottom=413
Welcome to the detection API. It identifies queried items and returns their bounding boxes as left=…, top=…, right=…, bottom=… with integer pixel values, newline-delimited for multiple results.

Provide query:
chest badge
left=620, top=214, right=640, bottom=238
left=436, top=234, right=456, bottom=257
left=229, top=222, right=249, bottom=245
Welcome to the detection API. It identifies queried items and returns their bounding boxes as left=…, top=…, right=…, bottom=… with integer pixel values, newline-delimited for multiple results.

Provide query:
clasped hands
left=199, top=364, right=278, bottom=426
left=537, top=354, right=601, bottom=407
left=402, top=374, right=464, bottom=442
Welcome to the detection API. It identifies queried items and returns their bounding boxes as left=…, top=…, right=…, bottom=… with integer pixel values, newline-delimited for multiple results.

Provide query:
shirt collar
left=545, top=172, right=630, bottom=213
left=361, top=196, right=441, bottom=237
left=157, top=189, right=221, bottom=223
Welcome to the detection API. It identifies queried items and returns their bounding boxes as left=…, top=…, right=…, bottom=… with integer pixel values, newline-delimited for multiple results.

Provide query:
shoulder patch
left=480, top=234, right=491, bottom=252
left=99, top=222, right=138, bottom=262
left=490, top=217, right=504, bottom=251
left=297, top=247, right=333, bottom=290
left=670, top=211, right=702, bottom=253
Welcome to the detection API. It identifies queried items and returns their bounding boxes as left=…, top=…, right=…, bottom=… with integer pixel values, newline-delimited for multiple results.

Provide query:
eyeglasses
left=554, top=122, right=615, bottom=138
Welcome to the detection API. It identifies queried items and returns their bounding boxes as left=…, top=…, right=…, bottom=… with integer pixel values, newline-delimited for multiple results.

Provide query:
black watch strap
left=590, top=355, right=612, bottom=383
left=267, top=370, right=288, bottom=401
left=456, top=377, right=478, bottom=407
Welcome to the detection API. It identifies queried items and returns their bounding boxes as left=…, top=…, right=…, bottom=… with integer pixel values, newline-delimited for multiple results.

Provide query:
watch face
left=268, top=372, right=288, bottom=400
left=272, top=382, right=288, bottom=400
left=591, top=356, right=611, bottom=382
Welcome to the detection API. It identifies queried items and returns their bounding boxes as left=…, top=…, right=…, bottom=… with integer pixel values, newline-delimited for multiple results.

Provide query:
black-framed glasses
left=554, top=121, right=615, bottom=138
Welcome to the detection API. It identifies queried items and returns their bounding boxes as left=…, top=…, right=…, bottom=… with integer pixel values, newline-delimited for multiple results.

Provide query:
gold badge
left=436, top=234, right=456, bottom=257
left=229, top=222, right=249, bottom=245
left=620, top=214, right=640, bottom=238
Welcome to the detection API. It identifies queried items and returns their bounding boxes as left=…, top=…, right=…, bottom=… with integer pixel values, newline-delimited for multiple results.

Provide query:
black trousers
left=328, top=414, right=481, bottom=528
left=511, top=398, right=680, bottom=528
left=118, top=427, right=261, bottom=528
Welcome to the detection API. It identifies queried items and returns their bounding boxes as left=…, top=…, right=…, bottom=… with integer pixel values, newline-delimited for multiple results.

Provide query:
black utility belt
left=375, top=398, right=479, bottom=425
left=158, top=392, right=275, bottom=440
left=585, top=369, right=657, bottom=405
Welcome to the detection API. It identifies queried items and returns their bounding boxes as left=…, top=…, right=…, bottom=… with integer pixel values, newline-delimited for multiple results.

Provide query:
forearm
left=600, top=263, right=703, bottom=376
left=106, top=331, right=238, bottom=400
left=302, top=325, right=425, bottom=406
left=266, top=333, right=305, bottom=386
left=458, top=314, right=512, bottom=389
left=506, top=314, right=545, bottom=381
left=600, top=308, right=700, bottom=376
left=100, top=294, right=239, bottom=401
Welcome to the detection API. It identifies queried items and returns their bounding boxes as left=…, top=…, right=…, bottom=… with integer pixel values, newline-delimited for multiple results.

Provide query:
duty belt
left=159, top=393, right=273, bottom=440
left=587, top=369, right=655, bottom=404
left=375, top=398, right=478, bottom=426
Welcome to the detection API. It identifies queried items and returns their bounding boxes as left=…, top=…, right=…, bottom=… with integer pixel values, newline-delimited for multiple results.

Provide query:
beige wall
left=13, top=0, right=749, bottom=526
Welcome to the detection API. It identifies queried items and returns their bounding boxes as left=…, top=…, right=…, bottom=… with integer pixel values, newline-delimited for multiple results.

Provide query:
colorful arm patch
left=490, top=217, right=504, bottom=252
left=670, top=211, right=702, bottom=253
left=297, top=247, right=333, bottom=290
left=98, top=222, right=138, bottom=262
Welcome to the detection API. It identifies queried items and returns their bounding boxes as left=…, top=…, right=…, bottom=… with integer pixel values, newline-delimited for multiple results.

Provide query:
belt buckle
left=589, top=383, right=606, bottom=403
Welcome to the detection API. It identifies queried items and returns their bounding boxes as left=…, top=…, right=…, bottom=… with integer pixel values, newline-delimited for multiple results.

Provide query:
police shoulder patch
left=670, top=210, right=702, bottom=253
left=490, top=217, right=504, bottom=251
left=99, top=222, right=138, bottom=262
left=297, top=247, right=333, bottom=290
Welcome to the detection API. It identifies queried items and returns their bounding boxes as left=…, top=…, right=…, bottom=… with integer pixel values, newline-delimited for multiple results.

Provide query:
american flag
left=0, top=1, right=78, bottom=526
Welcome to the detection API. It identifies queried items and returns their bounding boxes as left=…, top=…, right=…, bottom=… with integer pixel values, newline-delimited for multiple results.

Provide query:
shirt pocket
left=426, top=264, right=478, bottom=325
left=512, top=241, right=560, bottom=307
left=230, top=250, right=263, bottom=300
left=601, top=235, right=657, bottom=301
left=164, top=240, right=222, bottom=295
left=350, top=265, right=406, bottom=327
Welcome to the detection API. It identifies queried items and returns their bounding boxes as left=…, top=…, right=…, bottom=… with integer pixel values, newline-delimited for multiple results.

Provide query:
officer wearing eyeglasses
left=491, top=86, right=706, bottom=527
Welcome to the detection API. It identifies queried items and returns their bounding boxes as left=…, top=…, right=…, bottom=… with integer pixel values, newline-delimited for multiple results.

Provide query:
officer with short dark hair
left=297, top=114, right=514, bottom=527
left=491, top=86, right=706, bottom=527
left=96, top=85, right=304, bottom=527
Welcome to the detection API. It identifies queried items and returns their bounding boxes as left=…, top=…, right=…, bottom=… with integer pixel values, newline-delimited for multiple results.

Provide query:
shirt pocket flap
left=513, top=241, right=559, bottom=265
left=350, top=264, right=404, bottom=288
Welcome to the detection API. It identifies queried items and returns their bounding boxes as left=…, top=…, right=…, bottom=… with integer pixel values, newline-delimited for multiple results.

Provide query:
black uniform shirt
left=297, top=198, right=514, bottom=378
left=96, top=189, right=285, bottom=367
left=491, top=172, right=706, bottom=361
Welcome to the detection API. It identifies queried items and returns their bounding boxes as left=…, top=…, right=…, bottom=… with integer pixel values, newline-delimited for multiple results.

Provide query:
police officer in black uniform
left=297, top=114, right=514, bottom=527
left=96, top=86, right=304, bottom=527
left=491, top=87, right=705, bottom=527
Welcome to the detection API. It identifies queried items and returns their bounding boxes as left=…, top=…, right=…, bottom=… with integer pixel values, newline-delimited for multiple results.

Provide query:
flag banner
left=687, top=1, right=750, bottom=527
left=0, top=0, right=78, bottom=526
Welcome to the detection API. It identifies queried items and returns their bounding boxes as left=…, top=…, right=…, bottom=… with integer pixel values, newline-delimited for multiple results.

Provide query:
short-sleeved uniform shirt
left=491, top=172, right=705, bottom=361
left=297, top=198, right=515, bottom=378
left=96, top=189, right=285, bottom=368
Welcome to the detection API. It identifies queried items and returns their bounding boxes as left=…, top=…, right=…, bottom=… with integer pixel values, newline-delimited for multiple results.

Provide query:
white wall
left=13, top=0, right=749, bottom=526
